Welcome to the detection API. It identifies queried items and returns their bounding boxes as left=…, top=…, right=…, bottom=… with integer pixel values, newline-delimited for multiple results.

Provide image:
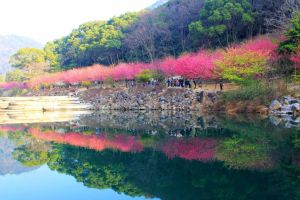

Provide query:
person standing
left=193, top=80, right=197, bottom=89
left=219, top=80, right=224, bottom=91
left=199, top=80, right=202, bottom=89
left=167, top=78, right=171, bottom=87
left=180, top=78, right=184, bottom=87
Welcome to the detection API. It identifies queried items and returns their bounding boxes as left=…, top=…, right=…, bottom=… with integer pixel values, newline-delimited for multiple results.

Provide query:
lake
left=0, top=111, right=299, bottom=200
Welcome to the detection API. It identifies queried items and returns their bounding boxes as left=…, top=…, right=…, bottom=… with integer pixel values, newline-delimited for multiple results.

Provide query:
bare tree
left=265, top=0, right=300, bottom=32
left=126, top=15, right=156, bottom=63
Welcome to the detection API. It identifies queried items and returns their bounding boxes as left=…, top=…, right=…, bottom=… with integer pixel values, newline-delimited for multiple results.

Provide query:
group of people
left=120, top=77, right=224, bottom=91
left=166, top=77, right=224, bottom=91
left=166, top=77, right=202, bottom=89
left=167, top=77, right=192, bottom=88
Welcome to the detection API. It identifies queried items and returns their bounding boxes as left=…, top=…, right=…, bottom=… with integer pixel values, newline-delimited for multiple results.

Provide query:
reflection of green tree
left=48, top=145, right=143, bottom=197
left=216, top=117, right=299, bottom=170
left=13, top=145, right=49, bottom=167
left=43, top=145, right=297, bottom=200
left=217, top=135, right=272, bottom=170
left=0, top=129, right=53, bottom=167
left=2, top=116, right=300, bottom=199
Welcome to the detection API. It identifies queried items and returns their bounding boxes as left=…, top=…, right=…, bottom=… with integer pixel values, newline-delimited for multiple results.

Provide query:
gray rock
left=281, top=105, right=293, bottom=114
left=269, top=116, right=282, bottom=126
left=269, top=100, right=282, bottom=111
left=292, top=103, right=300, bottom=112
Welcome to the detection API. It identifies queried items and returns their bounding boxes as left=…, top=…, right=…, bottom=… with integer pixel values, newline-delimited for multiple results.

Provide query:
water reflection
left=0, top=111, right=299, bottom=200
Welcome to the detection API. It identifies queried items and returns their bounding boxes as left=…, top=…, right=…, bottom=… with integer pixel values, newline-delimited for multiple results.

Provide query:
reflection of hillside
left=1, top=112, right=299, bottom=170
left=46, top=146, right=297, bottom=200
left=29, top=127, right=217, bottom=162
left=0, top=113, right=299, bottom=200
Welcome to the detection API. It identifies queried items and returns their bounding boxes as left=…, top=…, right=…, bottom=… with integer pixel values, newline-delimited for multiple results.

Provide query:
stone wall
left=79, top=87, right=214, bottom=111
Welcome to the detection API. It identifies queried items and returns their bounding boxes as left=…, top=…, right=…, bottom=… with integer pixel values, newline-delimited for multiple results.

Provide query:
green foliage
left=215, top=49, right=267, bottom=85
left=52, top=12, right=139, bottom=69
left=44, top=145, right=295, bottom=200
left=135, top=69, right=165, bottom=83
left=0, top=74, right=5, bottom=82
left=8, top=47, right=50, bottom=79
left=9, top=48, right=46, bottom=69
left=221, top=81, right=275, bottom=103
left=104, top=76, right=115, bottom=87
left=217, top=135, right=272, bottom=169
left=189, top=0, right=255, bottom=46
left=279, top=12, right=300, bottom=54
left=5, top=69, right=26, bottom=82
left=44, top=41, right=61, bottom=71
left=81, top=81, right=93, bottom=88
left=23, top=0, right=283, bottom=70
left=13, top=146, right=49, bottom=167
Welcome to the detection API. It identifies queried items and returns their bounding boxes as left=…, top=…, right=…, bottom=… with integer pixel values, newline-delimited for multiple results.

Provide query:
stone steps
left=0, top=110, right=92, bottom=124
left=0, top=96, right=93, bottom=112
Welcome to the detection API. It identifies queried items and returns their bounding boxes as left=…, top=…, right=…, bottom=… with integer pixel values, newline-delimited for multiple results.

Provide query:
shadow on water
left=0, top=111, right=299, bottom=200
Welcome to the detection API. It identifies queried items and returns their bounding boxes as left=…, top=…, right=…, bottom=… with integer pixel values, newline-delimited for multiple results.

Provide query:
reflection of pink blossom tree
left=29, top=128, right=143, bottom=152
left=0, top=125, right=25, bottom=132
left=160, top=138, right=217, bottom=161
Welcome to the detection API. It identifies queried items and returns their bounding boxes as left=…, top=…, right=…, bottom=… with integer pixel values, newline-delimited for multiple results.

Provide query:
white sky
left=0, top=0, right=157, bottom=44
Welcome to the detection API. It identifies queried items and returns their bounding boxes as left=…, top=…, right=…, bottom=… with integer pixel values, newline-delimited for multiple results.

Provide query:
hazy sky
left=0, top=0, right=157, bottom=44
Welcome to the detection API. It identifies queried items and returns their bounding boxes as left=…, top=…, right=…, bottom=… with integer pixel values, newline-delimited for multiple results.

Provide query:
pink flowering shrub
left=240, top=37, right=278, bottom=56
left=0, top=82, right=27, bottom=90
left=0, top=37, right=278, bottom=89
left=291, top=50, right=300, bottom=69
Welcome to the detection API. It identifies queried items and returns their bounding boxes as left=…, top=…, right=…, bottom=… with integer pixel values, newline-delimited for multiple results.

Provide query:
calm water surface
left=0, top=111, right=299, bottom=200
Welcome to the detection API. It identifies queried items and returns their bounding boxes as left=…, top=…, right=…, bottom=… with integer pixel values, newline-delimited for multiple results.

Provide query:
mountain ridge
left=149, top=0, right=169, bottom=9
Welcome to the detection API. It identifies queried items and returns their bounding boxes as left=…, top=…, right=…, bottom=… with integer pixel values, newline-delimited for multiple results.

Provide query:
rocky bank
left=269, top=96, right=300, bottom=127
left=79, top=87, right=213, bottom=111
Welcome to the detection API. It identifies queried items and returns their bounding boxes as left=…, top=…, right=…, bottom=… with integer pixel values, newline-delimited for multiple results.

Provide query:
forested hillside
left=7, top=0, right=299, bottom=74
left=0, top=35, right=42, bottom=73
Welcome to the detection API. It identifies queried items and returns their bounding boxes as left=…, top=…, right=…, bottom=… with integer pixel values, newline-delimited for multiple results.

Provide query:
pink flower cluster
left=0, top=82, right=28, bottom=90
left=292, top=51, right=300, bottom=69
left=238, top=37, right=278, bottom=56
left=28, top=50, right=219, bottom=87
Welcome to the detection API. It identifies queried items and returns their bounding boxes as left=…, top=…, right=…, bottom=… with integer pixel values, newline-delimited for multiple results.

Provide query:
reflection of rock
left=77, top=110, right=222, bottom=136
left=0, top=138, right=37, bottom=175
left=269, top=116, right=282, bottom=126
left=269, top=96, right=300, bottom=127
left=269, top=100, right=282, bottom=111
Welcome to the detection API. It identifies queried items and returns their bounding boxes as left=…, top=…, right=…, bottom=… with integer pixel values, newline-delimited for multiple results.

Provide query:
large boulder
left=291, top=103, right=300, bottom=116
left=269, top=100, right=282, bottom=111
left=284, top=96, right=300, bottom=104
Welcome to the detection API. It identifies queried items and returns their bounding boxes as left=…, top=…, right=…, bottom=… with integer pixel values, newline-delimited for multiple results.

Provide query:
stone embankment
left=79, top=87, right=210, bottom=111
